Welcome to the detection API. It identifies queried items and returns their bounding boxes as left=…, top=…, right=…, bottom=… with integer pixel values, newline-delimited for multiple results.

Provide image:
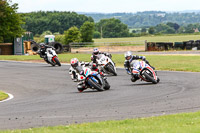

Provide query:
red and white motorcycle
left=39, top=47, right=61, bottom=66
left=131, top=60, right=160, bottom=84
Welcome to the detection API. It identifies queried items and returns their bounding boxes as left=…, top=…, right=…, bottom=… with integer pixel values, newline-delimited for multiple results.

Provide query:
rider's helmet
left=70, top=58, right=79, bottom=68
left=124, top=51, right=132, bottom=61
left=93, top=48, right=99, bottom=55
left=40, top=43, right=45, bottom=49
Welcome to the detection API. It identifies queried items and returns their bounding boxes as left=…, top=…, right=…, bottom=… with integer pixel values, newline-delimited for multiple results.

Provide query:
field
left=94, top=34, right=200, bottom=43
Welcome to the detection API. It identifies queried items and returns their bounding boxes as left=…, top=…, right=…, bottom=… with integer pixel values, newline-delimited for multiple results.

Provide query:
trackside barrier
left=147, top=40, right=200, bottom=51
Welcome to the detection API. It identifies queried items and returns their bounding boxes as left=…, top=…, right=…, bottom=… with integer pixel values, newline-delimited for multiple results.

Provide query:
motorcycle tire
left=107, top=64, right=117, bottom=76
left=103, top=80, right=110, bottom=90
left=157, top=78, right=160, bottom=83
left=87, top=78, right=104, bottom=91
left=143, top=71, right=157, bottom=84
left=54, top=57, right=61, bottom=66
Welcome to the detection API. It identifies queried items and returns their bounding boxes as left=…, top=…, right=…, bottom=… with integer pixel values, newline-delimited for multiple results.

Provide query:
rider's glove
left=127, top=70, right=131, bottom=75
left=142, top=56, right=146, bottom=61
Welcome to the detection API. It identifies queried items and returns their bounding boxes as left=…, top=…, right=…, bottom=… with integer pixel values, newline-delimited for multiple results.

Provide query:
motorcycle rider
left=69, top=58, right=87, bottom=92
left=124, top=51, right=155, bottom=82
left=91, top=48, right=112, bottom=71
left=69, top=58, right=106, bottom=92
left=38, top=43, right=54, bottom=61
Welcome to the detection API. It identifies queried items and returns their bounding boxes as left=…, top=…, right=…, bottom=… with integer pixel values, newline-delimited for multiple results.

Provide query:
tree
left=80, top=21, right=94, bottom=42
left=23, top=11, right=94, bottom=35
left=141, top=28, right=147, bottom=33
left=96, top=18, right=130, bottom=38
left=64, top=26, right=81, bottom=45
left=0, top=0, right=24, bottom=43
left=148, top=27, right=155, bottom=34
left=166, top=22, right=180, bottom=31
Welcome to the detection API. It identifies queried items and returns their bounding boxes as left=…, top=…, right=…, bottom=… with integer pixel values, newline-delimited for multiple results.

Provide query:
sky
left=12, top=0, right=200, bottom=13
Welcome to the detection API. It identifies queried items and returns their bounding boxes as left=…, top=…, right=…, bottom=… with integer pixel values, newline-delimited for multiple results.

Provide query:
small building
left=0, top=43, right=13, bottom=55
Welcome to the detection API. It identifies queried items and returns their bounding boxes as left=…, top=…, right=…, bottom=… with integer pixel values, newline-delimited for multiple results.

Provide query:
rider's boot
left=77, top=81, right=86, bottom=92
left=131, top=74, right=139, bottom=82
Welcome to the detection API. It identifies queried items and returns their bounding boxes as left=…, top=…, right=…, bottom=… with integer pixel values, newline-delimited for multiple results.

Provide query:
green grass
left=0, top=91, right=9, bottom=101
left=1, top=54, right=200, bottom=72
left=2, top=111, right=200, bottom=133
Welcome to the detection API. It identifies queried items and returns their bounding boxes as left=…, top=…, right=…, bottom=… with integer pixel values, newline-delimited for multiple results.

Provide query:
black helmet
left=40, top=43, right=45, bottom=48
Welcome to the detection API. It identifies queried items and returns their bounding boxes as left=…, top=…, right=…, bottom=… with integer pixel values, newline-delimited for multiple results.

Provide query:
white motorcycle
left=40, top=47, right=61, bottom=66
left=96, top=54, right=117, bottom=76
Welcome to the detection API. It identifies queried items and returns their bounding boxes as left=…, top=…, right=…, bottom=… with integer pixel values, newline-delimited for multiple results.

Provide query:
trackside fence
left=65, top=41, right=146, bottom=53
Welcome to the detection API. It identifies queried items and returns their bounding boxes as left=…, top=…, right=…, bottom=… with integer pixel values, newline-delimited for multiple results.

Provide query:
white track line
left=0, top=93, right=14, bottom=103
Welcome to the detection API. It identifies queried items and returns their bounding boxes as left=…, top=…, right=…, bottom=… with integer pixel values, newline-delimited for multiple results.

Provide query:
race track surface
left=0, top=61, right=200, bottom=130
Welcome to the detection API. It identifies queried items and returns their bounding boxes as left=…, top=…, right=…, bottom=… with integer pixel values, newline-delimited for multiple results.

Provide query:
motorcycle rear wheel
left=54, top=57, right=61, bottom=66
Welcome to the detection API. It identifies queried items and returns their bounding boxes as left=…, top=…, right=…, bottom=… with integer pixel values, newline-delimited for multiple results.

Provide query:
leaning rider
left=124, top=51, right=155, bottom=82
left=38, top=43, right=54, bottom=61
left=69, top=58, right=87, bottom=92
left=91, top=48, right=112, bottom=71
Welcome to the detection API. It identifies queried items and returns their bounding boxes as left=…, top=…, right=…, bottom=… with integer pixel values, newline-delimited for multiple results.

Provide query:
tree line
left=1, top=0, right=200, bottom=44
left=84, top=11, right=200, bottom=28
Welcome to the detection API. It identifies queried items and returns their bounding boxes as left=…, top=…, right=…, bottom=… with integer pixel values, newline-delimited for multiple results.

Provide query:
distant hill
left=80, top=11, right=200, bottom=28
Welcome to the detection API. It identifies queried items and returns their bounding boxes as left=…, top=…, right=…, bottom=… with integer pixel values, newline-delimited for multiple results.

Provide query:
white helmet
left=124, top=51, right=132, bottom=60
left=93, top=48, right=99, bottom=55
left=70, top=58, right=79, bottom=68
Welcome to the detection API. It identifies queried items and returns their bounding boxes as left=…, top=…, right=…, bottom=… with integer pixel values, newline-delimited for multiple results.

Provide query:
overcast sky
left=12, top=0, right=200, bottom=13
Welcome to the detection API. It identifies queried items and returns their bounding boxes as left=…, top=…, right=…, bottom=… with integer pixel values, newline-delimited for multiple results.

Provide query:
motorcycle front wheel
left=143, top=71, right=157, bottom=84
left=107, top=64, right=117, bottom=76
left=103, top=79, right=110, bottom=90
left=87, top=78, right=104, bottom=91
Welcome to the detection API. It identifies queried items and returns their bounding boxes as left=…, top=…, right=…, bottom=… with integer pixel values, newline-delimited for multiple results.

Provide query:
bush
left=93, top=31, right=101, bottom=38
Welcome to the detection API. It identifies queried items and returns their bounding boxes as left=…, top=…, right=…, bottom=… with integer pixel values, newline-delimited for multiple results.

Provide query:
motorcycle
left=39, top=47, right=61, bottom=66
left=77, top=67, right=110, bottom=92
left=131, top=60, right=160, bottom=84
left=96, top=54, right=117, bottom=76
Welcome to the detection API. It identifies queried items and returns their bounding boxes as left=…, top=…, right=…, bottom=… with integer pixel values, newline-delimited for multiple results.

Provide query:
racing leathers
left=69, top=65, right=87, bottom=92
left=91, top=52, right=112, bottom=71
left=124, top=55, right=154, bottom=82
left=39, top=44, right=54, bottom=61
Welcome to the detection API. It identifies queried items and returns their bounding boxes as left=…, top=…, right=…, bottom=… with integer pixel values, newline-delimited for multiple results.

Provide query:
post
left=145, top=40, right=147, bottom=51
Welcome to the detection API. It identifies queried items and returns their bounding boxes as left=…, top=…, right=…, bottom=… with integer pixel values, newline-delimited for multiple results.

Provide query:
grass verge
left=0, top=91, right=9, bottom=101
left=1, top=54, right=200, bottom=72
left=1, top=111, right=200, bottom=133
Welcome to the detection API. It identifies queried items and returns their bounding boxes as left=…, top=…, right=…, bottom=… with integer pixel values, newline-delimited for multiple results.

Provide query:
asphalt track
left=1, top=61, right=200, bottom=130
